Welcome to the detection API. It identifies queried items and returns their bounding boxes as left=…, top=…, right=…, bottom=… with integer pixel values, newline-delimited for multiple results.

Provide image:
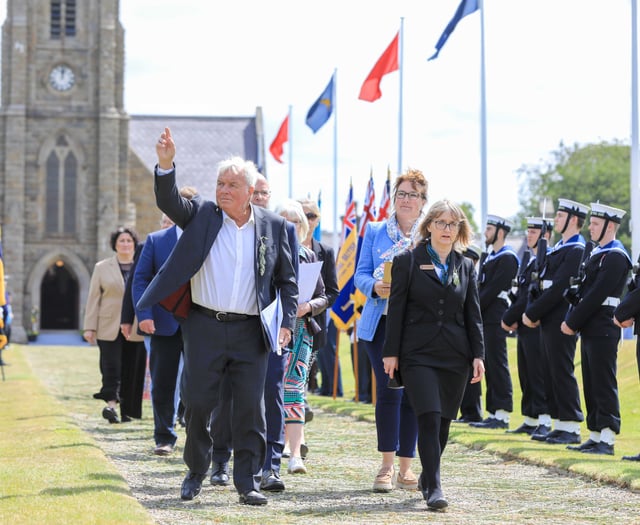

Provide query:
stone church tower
left=0, top=1, right=137, bottom=342
left=0, top=1, right=262, bottom=343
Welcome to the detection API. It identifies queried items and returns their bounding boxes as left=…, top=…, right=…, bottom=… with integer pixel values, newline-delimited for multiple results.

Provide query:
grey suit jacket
left=137, top=168, right=298, bottom=351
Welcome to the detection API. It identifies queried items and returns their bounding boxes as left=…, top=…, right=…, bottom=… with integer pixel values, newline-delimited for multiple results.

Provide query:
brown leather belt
left=192, top=303, right=257, bottom=322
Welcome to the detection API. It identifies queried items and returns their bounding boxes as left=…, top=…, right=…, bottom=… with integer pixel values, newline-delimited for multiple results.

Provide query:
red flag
left=269, top=115, right=289, bottom=163
left=358, top=32, right=399, bottom=102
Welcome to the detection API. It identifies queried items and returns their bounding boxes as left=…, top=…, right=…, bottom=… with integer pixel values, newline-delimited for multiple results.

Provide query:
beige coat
left=83, top=256, right=143, bottom=342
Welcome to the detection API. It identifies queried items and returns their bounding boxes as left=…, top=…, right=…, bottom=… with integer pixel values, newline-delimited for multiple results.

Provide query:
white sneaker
left=288, top=456, right=307, bottom=474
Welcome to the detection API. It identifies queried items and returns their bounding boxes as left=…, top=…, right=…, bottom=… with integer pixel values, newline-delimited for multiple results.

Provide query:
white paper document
left=260, top=291, right=283, bottom=354
left=297, top=261, right=323, bottom=305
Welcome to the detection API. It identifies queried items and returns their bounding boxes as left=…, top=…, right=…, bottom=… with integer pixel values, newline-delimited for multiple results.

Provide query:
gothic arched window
left=51, top=0, right=76, bottom=39
left=45, top=136, right=78, bottom=235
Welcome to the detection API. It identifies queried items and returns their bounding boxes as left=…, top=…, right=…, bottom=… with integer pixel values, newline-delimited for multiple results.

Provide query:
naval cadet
left=562, top=203, right=631, bottom=455
left=614, top=253, right=640, bottom=461
left=523, top=199, right=589, bottom=445
left=501, top=217, right=552, bottom=436
left=470, top=215, right=519, bottom=430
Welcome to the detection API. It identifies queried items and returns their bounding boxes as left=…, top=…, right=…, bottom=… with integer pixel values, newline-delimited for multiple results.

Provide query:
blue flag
left=306, top=73, right=335, bottom=133
left=428, top=0, right=479, bottom=61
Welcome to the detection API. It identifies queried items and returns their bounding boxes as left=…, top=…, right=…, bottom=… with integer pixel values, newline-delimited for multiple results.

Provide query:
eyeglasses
left=396, top=190, right=423, bottom=201
left=434, top=220, right=460, bottom=231
left=305, top=213, right=319, bottom=220
left=253, top=190, right=271, bottom=197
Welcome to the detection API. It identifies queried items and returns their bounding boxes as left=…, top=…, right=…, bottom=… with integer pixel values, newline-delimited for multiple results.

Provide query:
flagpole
left=287, top=105, right=293, bottom=198
left=479, top=0, right=488, bottom=231
left=398, top=17, right=404, bottom=176
left=632, top=0, right=640, bottom=260
left=333, top=68, right=339, bottom=252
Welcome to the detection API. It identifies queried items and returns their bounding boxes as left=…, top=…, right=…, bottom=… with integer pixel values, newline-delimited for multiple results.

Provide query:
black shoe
left=453, top=415, right=482, bottom=423
left=102, top=407, right=119, bottom=424
left=239, top=489, right=268, bottom=506
left=260, top=470, right=285, bottom=492
left=530, top=424, right=552, bottom=440
left=426, top=488, right=448, bottom=510
left=545, top=430, right=580, bottom=445
left=210, top=462, right=230, bottom=486
left=469, top=417, right=508, bottom=430
left=120, top=414, right=132, bottom=423
left=622, top=453, right=640, bottom=461
left=181, top=472, right=205, bottom=500
left=300, top=443, right=309, bottom=460
left=304, top=402, right=314, bottom=423
left=506, top=423, right=537, bottom=435
left=581, top=442, right=614, bottom=456
left=567, top=439, right=599, bottom=452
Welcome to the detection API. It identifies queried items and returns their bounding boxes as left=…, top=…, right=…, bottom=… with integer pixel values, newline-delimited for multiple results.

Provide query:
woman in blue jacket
left=354, top=168, right=427, bottom=492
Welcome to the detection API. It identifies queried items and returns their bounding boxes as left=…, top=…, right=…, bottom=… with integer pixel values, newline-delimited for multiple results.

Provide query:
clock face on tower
left=49, top=65, right=75, bottom=92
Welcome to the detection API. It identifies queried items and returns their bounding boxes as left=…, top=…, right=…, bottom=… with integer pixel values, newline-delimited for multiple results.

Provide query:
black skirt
left=400, top=344, right=470, bottom=419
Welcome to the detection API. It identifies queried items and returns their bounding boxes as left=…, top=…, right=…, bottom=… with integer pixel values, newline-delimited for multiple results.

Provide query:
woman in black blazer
left=383, top=199, right=485, bottom=510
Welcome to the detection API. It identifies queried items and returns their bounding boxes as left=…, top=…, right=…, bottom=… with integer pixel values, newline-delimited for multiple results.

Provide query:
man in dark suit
left=209, top=173, right=299, bottom=493
left=132, top=193, right=195, bottom=457
left=138, top=127, right=298, bottom=506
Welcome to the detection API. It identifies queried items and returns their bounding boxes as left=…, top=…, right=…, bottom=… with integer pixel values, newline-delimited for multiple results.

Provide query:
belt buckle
left=215, top=311, right=226, bottom=322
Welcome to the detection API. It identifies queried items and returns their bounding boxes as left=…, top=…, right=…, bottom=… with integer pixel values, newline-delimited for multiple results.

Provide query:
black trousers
left=97, top=334, right=146, bottom=419
left=149, top=330, right=183, bottom=446
left=181, top=311, right=268, bottom=494
left=516, top=325, right=548, bottom=418
left=210, top=348, right=289, bottom=474
left=581, top=335, right=620, bottom=433
left=541, top=317, right=583, bottom=422
left=417, top=412, right=451, bottom=494
left=483, top=323, right=513, bottom=414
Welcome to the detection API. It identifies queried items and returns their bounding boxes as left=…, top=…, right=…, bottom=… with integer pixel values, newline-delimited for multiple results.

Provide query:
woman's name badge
left=420, top=264, right=435, bottom=270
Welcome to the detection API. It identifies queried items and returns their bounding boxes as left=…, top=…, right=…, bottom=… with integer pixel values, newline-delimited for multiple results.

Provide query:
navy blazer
left=383, top=243, right=484, bottom=362
left=137, top=169, right=298, bottom=350
left=132, top=225, right=180, bottom=337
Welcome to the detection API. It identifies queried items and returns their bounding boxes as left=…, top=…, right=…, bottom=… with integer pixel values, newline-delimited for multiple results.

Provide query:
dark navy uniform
left=614, top=260, right=640, bottom=461
left=525, top=234, right=585, bottom=425
left=565, top=240, right=630, bottom=437
left=478, top=245, right=519, bottom=418
left=563, top=203, right=631, bottom=454
left=503, top=240, right=548, bottom=429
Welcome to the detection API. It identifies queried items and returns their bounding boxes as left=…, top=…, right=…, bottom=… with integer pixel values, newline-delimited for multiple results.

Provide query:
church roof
left=129, top=114, right=261, bottom=200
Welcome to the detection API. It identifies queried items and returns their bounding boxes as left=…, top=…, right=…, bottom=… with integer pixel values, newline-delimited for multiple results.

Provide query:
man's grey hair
left=216, top=156, right=259, bottom=187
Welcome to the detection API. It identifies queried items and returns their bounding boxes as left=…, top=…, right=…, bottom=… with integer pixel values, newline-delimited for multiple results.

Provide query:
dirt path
left=26, top=345, right=640, bottom=525
left=71, top=408, right=640, bottom=525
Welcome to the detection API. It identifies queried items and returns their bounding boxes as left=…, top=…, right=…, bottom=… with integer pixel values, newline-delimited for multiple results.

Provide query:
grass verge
left=0, top=345, right=152, bottom=525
